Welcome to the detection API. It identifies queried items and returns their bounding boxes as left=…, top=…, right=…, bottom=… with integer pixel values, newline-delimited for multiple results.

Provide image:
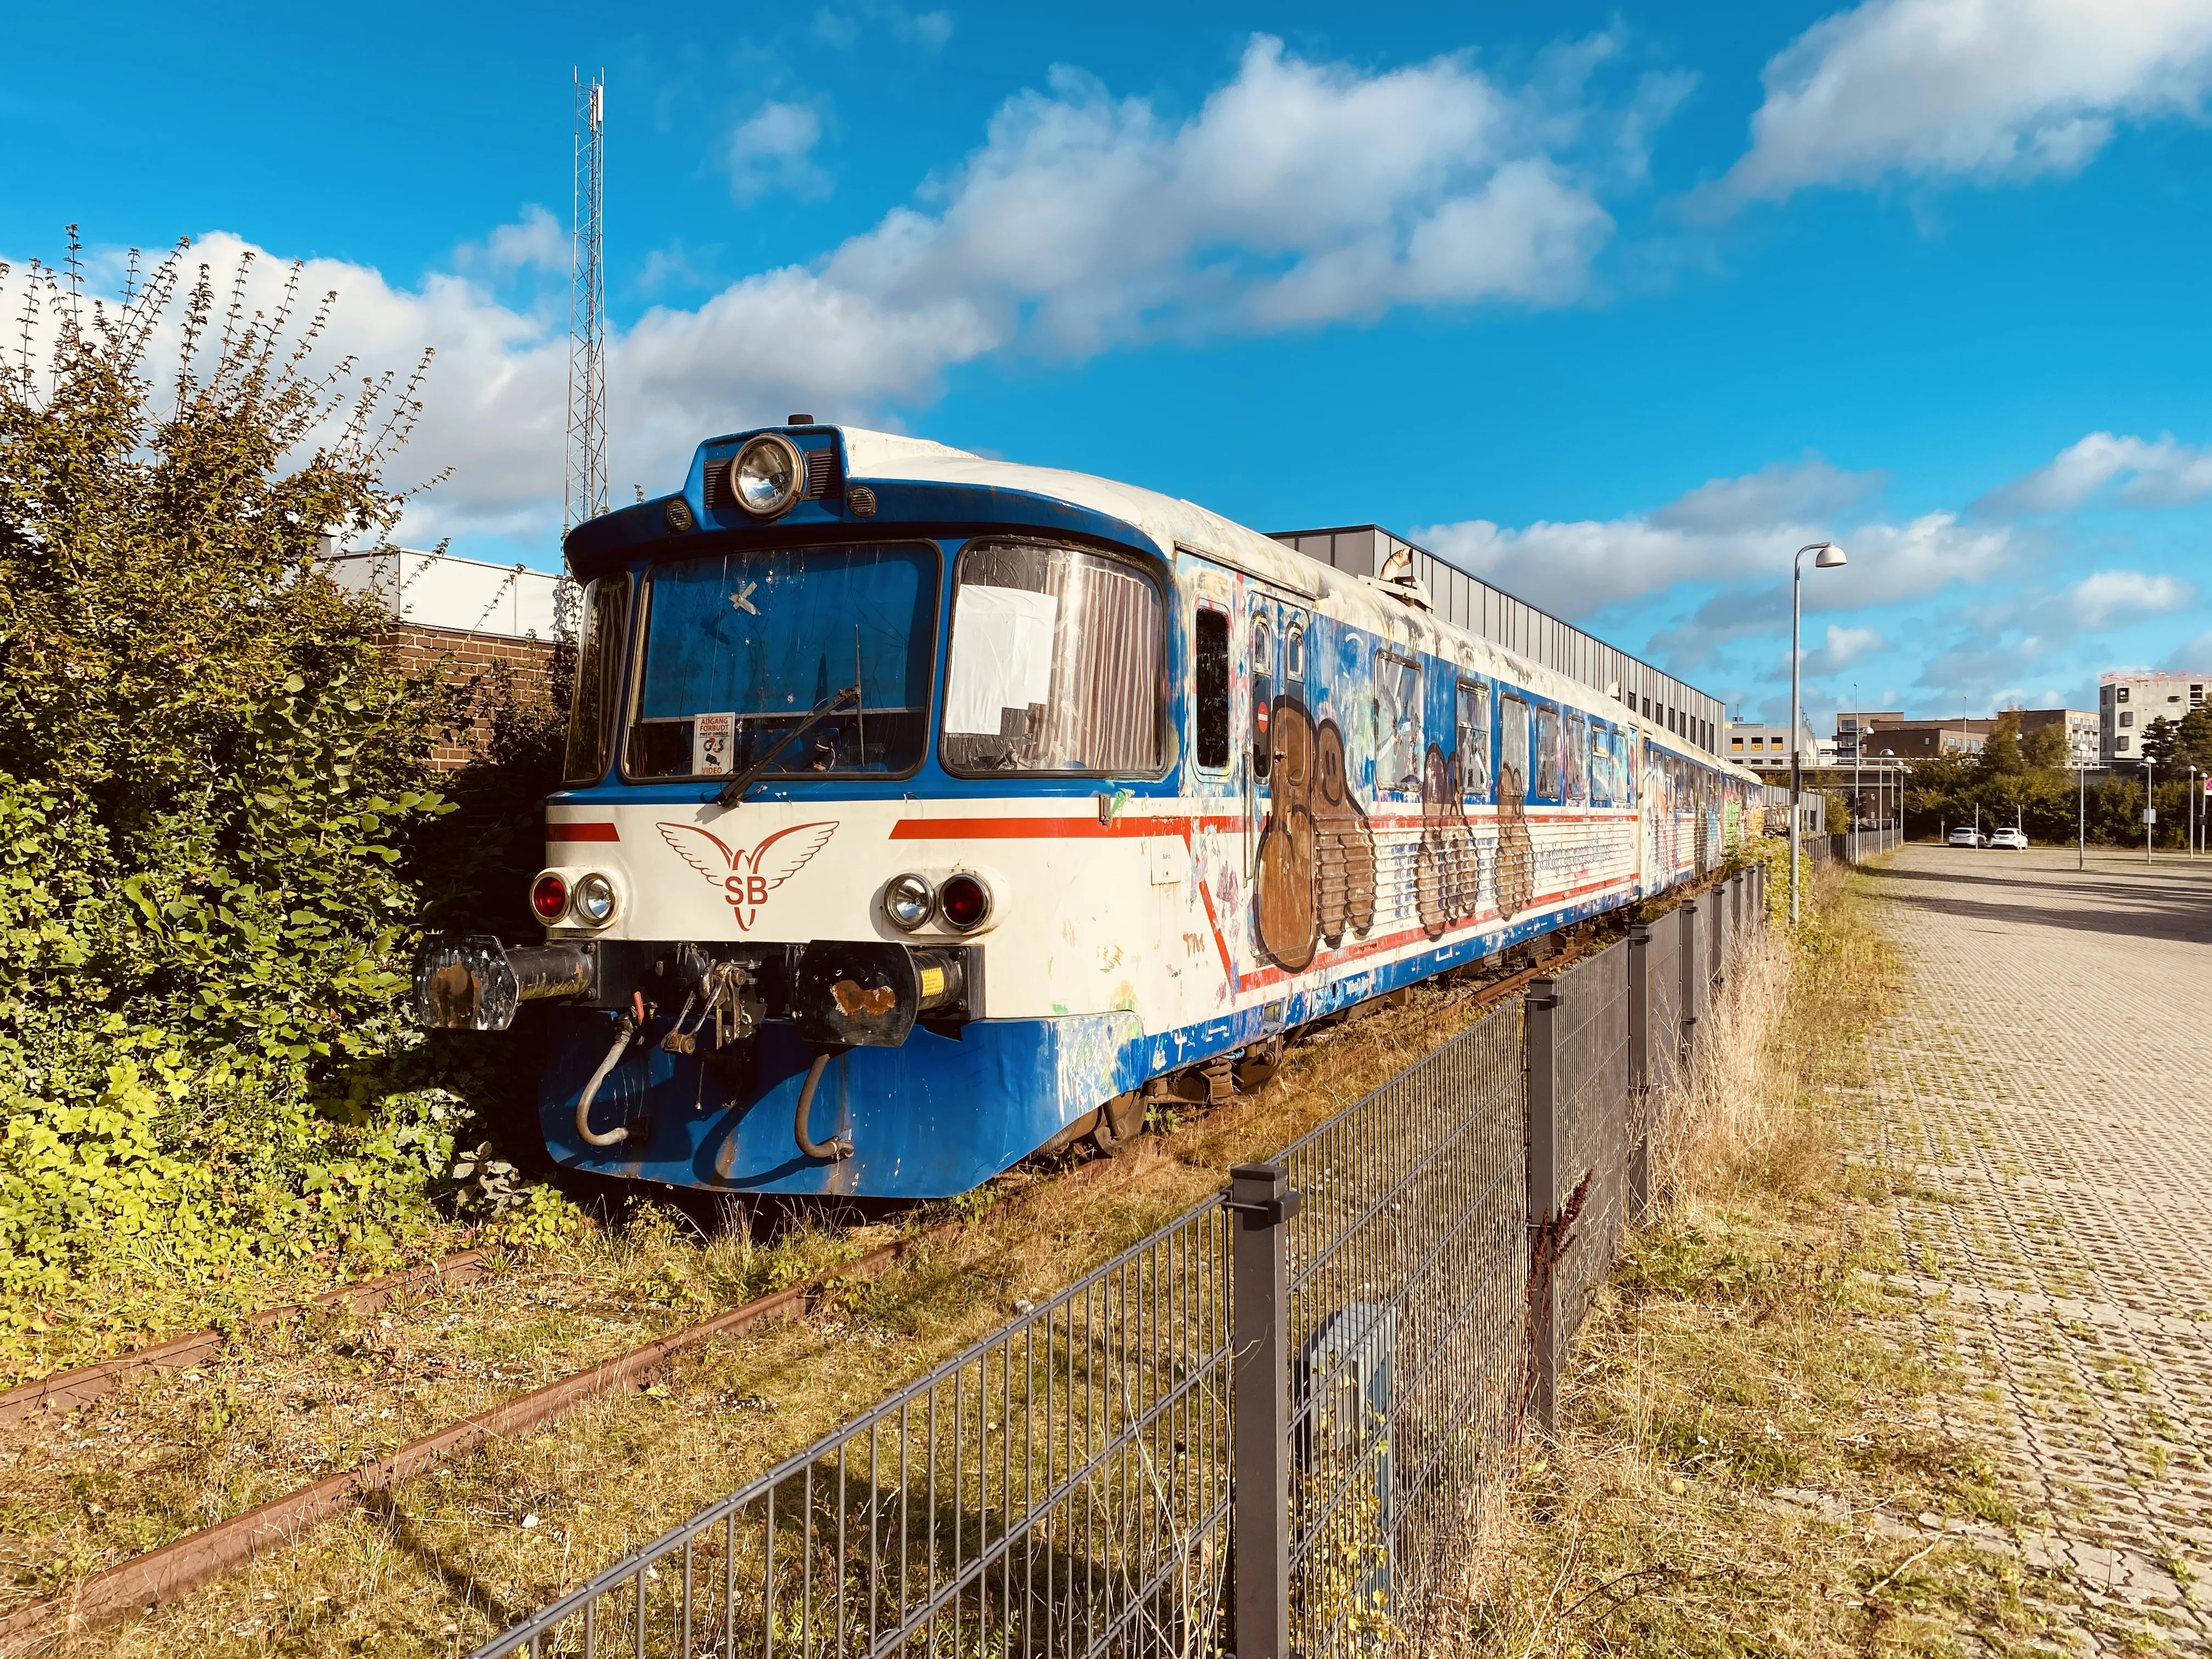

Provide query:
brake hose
left=574, top=1011, right=639, bottom=1148
left=793, top=1050, right=853, bottom=1161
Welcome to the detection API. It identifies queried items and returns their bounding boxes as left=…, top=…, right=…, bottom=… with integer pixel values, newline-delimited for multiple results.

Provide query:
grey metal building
left=1269, top=523, right=1725, bottom=754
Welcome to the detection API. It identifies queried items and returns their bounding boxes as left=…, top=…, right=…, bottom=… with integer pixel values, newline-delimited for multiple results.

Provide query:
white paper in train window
left=944, top=585, right=1059, bottom=736
left=693, top=712, right=735, bottom=775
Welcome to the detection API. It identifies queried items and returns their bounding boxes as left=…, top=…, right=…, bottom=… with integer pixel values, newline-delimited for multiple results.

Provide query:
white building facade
left=2101, top=672, right=2208, bottom=760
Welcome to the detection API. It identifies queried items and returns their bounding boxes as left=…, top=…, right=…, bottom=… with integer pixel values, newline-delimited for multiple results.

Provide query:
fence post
left=1677, top=900, right=1701, bottom=1079
left=1626, top=927, right=1652, bottom=1223
left=1229, top=1162, right=1296, bottom=1659
left=1525, top=978, right=1560, bottom=1436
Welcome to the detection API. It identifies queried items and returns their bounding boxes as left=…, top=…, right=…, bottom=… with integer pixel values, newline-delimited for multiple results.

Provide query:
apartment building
left=2101, top=672, right=2209, bottom=760
left=1724, top=719, right=1820, bottom=772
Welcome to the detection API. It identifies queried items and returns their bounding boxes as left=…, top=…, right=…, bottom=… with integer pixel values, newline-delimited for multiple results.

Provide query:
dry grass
left=1426, top=860, right=2098, bottom=1657
left=13, top=949, right=1548, bottom=1656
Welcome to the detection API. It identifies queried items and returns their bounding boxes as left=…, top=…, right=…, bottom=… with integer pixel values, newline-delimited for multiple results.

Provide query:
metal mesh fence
left=1645, top=906, right=1683, bottom=1098
left=1548, top=940, right=1631, bottom=1351
left=471, top=1201, right=1235, bottom=1659
left=472, top=873, right=1779, bottom=1659
left=1276, top=998, right=1528, bottom=1656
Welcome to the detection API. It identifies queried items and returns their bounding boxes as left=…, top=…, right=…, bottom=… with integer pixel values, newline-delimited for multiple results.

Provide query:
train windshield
left=626, top=542, right=938, bottom=779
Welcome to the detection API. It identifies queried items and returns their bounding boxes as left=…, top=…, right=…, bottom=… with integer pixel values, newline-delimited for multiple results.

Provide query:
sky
left=6, top=0, right=2211, bottom=729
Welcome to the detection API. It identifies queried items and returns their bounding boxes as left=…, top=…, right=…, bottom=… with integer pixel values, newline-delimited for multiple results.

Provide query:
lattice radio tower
left=559, top=69, right=607, bottom=637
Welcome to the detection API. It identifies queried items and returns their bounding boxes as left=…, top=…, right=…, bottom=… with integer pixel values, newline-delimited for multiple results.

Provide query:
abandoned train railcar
left=414, top=424, right=1766, bottom=1199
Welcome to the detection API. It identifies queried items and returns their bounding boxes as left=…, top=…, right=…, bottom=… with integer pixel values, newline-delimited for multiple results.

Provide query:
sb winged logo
left=656, top=821, right=838, bottom=930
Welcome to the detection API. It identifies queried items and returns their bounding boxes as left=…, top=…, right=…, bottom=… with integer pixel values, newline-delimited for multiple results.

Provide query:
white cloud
left=1804, top=623, right=1889, bottom=674
left=2065, top=568, right=2193, bottom=625
left=1412, top=456, right=2004, bottom=619
left=821, top=39, right=1618, bottom=357
left=727, top=102, right=834, bottom=203
left=453, top=206, right=568, bottom=278
left=1717, top=0, right=2212, bottom=206
left=1977, top=430, right=2212, bottom=515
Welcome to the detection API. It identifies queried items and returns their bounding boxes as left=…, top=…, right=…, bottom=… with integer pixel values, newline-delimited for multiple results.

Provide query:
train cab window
left=563, top=575, right=630, bottom=784
left=1193, top=607, right=1231, bottom=771
left=1251, top=616, right=1274, bottom=780
left=1533, top=704, right=1564, bottom=799
left=626, top=544, right=936, bottom=780
left=941, top=541, right=1166, bottom=774
left=1455, top=680, right=1491, bottom=798
left=1565, top=712, right=1590, bottom=804
left=1376, top=651, right=1420, bottom=792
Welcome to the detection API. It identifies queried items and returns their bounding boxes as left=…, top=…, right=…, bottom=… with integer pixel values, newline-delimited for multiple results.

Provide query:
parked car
left=1988, top=827, right=2029, bottom=850
left=1946, top=826, right=1986, bottom=848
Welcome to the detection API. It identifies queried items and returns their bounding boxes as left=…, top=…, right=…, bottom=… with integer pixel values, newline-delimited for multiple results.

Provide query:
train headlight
left=732, top=434, right=803, bottom=517
left=883, top=872, right=935, bottom=932
left=938, top=872, right=992, bottom=933
left=572, top=871, right=618, bottom=926
left=531, top=872, right=570, bottom=923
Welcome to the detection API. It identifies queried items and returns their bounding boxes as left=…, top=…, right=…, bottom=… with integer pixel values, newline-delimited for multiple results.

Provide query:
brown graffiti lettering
left=1415, top=744, right=1481, bottom=939
left=1251, top=696, right=1376, bottom=970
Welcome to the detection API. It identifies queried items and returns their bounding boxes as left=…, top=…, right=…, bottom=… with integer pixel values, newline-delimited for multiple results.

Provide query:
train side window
left=1251, top=616, right=1274, bottom=780
left=1533, top=704, right=1564, bottom=799
left=1590, top=723, right=1612, bottom=806
left=1375, top=650, right=1420, bottom=792
left=1194, top=607, right=1231, bottom=771
left=1455, top=680, right=1491, bottom=798
left=1565, top=712, right=1590, bottom=804
left=941, top=540, right=1166, bottom=775
left=1284, top=619, right=1308, bottom=705
left=563, top=575, right=630, bottom=784
left=1499, top=693, right=1530, bottom=805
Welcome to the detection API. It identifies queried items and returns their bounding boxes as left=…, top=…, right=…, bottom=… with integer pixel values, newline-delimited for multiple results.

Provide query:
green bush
left=0, top=238, right=559, bottom=1351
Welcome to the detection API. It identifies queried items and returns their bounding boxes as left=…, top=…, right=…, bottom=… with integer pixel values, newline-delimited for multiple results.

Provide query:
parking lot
left=1864, top=845, right=2212, bottom=1642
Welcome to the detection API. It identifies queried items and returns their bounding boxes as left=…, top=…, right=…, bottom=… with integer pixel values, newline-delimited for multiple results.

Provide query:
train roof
left=838, top=427, right=1324, bottom=599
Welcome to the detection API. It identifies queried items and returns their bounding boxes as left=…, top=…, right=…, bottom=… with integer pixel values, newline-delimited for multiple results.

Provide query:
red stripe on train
left=546, top=822, right=621, bottom=843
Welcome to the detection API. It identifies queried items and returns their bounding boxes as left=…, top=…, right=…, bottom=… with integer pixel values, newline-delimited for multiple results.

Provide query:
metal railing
left=1277, top=997, right=1527, bottom=1655
left=470, top=870, right=1770, bottom=1659
left=476, top=1200, right=1235, bottom=1659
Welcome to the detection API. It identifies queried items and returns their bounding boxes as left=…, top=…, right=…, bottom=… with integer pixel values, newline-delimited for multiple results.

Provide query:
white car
left=1987, top=827, right=2029, bottom=850
left=1946, top=826, right=1985, bottom=848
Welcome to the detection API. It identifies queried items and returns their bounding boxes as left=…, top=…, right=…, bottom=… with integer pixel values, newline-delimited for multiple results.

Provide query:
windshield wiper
left=716, top=684, right=862, bottom=808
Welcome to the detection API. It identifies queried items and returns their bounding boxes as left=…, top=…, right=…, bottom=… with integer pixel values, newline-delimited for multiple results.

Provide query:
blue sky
left=7, top=0, right=2212, bottom=727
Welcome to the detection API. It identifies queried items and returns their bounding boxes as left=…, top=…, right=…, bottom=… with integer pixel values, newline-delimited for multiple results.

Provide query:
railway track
left=0, top=1250, right=493, bottom=1427
left=0, top=1239, right=907, bottom=1650
left=0, top=893, right=1677, bottom=1651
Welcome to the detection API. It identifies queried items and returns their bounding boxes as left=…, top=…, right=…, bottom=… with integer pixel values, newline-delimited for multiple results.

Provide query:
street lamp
left=2141, top=754, right=2155, bottom=865
left=1790, top=541, right=1847, bottom=925
left=1851, top=681, right=1861, bottom=866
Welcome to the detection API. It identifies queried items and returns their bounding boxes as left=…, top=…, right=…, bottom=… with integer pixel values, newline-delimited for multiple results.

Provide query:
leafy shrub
left=0, top=235, right=558, bottom=1349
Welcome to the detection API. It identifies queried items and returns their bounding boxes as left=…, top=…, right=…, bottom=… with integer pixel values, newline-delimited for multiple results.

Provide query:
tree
left=2142, top=715, right=2180, bottom=772
left=2021, top=719, right=2068, bottom=770
left=1979, top=708, right=2024, bottom=775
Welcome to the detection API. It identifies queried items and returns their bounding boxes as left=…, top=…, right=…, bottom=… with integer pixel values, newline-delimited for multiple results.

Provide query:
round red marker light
left=531, top=872, right=570, bottom=922
left=938, top=872, right=991, bottom=932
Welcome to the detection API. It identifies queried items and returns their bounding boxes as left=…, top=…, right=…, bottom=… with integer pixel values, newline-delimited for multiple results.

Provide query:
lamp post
left=2077, top=755, right=2086, bottom=871
left=2191, top=764, right=2199, bottom=858
left=2141, top=754, right=2155, bottom=865
left=1851, top=682, right=1861, bottom=866
left=1790, top=541, right=1847, bottom=925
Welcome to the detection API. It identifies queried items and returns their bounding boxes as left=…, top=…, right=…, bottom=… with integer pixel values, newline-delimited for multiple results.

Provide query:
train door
left=1246, top=590, right=1318, bottom=979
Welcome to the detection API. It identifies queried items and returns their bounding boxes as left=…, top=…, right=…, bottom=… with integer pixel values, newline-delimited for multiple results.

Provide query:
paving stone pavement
left=1861, top=846, right=2212, bottom=1651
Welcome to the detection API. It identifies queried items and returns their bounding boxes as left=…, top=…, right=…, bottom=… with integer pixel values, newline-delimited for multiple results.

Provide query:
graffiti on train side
left=1253, top=697, right=1376, bottom=973
left=1414, top=745, right=1479, bottom=939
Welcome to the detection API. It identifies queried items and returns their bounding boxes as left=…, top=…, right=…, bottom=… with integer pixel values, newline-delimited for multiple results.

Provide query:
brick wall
left=387, top=624, right=563, bottom=770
